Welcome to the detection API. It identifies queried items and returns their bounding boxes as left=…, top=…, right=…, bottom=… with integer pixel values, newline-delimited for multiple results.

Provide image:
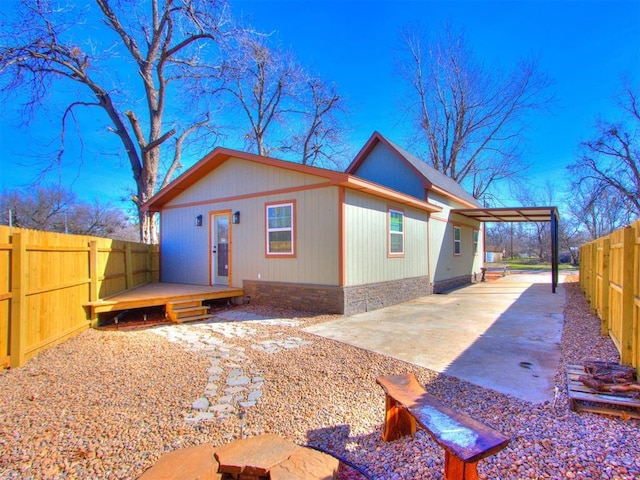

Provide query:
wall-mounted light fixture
left=195, top=214, right=203, bottom=227
left=232, top=211, right=241, bottom=224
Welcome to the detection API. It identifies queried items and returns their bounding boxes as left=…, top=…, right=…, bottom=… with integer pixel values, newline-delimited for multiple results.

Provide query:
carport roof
left=452, top=206, right=559, bottom=223
left=453, top=206, right=560, bottom=294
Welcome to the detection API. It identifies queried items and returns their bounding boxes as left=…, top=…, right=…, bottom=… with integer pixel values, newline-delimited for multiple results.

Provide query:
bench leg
left=444, top=450, right=479, bottom=480
left=381, top=395, right=417, bottom=442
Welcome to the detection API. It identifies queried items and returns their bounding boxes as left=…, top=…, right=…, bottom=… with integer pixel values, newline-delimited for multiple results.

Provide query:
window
left=473, top=229, right=479, bottom=254
left=453, top=225, right=461, bottom=255
left=266, top=202, right=295, bottom=256
left=388, top=208, right=404, bottom=256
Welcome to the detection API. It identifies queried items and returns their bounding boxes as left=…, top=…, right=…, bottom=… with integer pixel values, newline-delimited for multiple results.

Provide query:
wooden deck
left=85, top=282, right=244, bottom=315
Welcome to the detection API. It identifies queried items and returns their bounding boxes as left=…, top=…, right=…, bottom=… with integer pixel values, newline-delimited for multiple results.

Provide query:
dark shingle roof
left=381, top=135, right=481, bottom=207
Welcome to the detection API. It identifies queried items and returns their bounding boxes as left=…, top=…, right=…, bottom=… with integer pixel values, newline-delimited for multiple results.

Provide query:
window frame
left=473, top=229, right=479, bottom=255
left=265, top=200, right=296, bottom=258
left=388, top=207, right=405, bottom=257
left=453, top=225, right=462, bottom=256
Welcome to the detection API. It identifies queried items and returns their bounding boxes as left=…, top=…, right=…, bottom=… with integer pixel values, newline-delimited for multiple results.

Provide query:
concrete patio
left=304, top=272, right=574, bottom=404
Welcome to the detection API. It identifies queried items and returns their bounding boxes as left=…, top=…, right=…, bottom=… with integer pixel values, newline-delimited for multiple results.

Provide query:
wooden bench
left=376, top=373, right=510, bottom=480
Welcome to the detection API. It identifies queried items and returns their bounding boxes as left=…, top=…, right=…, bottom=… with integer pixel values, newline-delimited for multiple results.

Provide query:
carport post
left=551, top=209, right=559, bottom=293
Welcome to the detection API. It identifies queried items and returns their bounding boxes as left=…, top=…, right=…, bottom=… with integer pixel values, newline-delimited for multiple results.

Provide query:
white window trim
left=473, top=229, right=479, bottom=255
left=453, top=225, right=462, bottom=256
left=388, top=208, right=405, bottom=256
left=266, top=202, right=295, bottom=256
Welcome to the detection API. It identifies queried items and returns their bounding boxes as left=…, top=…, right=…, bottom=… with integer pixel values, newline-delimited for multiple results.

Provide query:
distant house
left=143, top=132, right=484, bottom=314
left=485, top=246, right=506, bottom=263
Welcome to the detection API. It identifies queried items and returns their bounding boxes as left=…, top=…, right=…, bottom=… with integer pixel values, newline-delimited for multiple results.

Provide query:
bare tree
left=219, top=29, right=347, bottom=166
left=569, top=79, right=640, bottom=218
left=219, top=30, right=298, bottom=157
left=566, top=177, right=635, bottom=239
left=1, top=185, right=131, bottom=238
left=292, top=77, right=347, bottom=168
left=0, top=0, right=231, bottom=243
left=396, top=24, right=553, bottom=200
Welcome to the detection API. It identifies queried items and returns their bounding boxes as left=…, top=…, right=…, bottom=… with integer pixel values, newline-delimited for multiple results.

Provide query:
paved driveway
left=304, top=272, right=572, bottom=404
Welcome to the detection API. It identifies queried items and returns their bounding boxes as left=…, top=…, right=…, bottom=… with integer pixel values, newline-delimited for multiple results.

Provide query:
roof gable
left=142, top=146, right=442, bottom=214
left=347, top=132, right=481, bottom=208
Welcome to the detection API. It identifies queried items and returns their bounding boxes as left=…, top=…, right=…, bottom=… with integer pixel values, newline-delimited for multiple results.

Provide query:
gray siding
left=160, top=158, right=340, bottom=287
left=344, top=190, right=429, bottom=286
left=428, top=192, right=483, bottom=288
left=351, top=143, right=425, bottom=199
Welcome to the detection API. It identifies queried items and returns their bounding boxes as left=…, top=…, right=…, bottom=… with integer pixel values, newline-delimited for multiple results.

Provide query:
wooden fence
left=0, top=226, right=159, bottom=369
left=579, top=219, right=640, bottom=372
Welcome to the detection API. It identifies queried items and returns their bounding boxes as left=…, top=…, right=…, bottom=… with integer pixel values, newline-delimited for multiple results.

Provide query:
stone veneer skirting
left=242, top=280, right=344, bottom=314
left=432, top=275, right=474, bottom=294
left=242, top=276, right=432, bottom=316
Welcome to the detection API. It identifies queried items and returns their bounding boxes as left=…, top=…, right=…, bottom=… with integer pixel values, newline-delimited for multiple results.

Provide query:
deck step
left=167, top=299, right=204, bottom=309
left=171, top=313, right=215, bottom=324
left=166, top=299, right=210, bottom=323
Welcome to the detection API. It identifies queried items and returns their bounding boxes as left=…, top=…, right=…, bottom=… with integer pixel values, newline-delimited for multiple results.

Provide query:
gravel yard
left=1, top=280, right=639, bottom=479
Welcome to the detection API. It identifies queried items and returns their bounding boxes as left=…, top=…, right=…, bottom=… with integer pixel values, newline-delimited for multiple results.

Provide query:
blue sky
left=1, top=0, right=639, bottom=210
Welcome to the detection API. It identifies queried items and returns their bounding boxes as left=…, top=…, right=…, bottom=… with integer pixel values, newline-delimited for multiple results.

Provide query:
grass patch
left=504, top=260, right=577, bottom=271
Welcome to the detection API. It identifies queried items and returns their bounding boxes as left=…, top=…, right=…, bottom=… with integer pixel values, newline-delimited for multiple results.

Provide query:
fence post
left=600, top=238, right=610, bottom=336
left=589, top=241, right=598, bottom=309
left=9, top=232, right=26, bottom=368
left=89, top=241, right=99, bottom=328
left=620, top=226, right=635, bottom=366
left=579, top=245, right=585, bottom=292
left=125, top=243, right=134, bottom=289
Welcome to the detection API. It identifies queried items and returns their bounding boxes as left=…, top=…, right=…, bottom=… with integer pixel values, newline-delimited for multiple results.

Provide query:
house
left=142, top=132, right=484, bottom=314
left=485, top=246, right=506, bottom=264
left=346, top=132, right=484, bottom=292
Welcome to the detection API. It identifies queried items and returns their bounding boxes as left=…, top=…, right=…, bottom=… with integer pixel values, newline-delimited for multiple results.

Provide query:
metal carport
left=452, top=206, right=560, bottom=293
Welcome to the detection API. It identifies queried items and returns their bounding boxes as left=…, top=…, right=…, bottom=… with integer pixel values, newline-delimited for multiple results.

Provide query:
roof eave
left=341, top=176, right=442, bottom=213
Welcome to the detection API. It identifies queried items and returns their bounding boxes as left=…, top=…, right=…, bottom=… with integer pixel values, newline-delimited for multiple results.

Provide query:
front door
left=211, top=212, right=230, bottom=285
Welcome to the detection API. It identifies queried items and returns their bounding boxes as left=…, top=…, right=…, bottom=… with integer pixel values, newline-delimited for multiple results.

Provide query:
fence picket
left=0, top=226, right=158, bottom=368
left=580, top=220, right=640, bottom=373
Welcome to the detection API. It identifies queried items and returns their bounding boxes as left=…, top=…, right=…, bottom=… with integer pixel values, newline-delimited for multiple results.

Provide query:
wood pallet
left=566, top=364, right=640, bottom=420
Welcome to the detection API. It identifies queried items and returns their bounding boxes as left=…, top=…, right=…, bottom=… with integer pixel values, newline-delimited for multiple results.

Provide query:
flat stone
left=248, top=391, right=262, bottom=401
left=226, top=376, right=250, bottom=386
left=139, top=443, right=222, bottom=480
left=185, top=412, right=216, bottom=423
left=238, top=401, right=256, bottom=408
left=214, top=434, right=301, bottom=476
left=270, top=447, right=339, bottom=480
left=209, top=404, right=235, bottom=413
left=223, top=386, right=245, bottom=394
left=192, top=397, right=210, bottom=411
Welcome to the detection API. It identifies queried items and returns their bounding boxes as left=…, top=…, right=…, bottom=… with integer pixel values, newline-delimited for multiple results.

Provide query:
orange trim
left=142, top=146, right=442, bottom=215
left=430, top=215, right=449, bottom=223
left=426, top=214, right=432, bottom=281
left=264, top=200, right=297, bottom=259
left=347, top=132, right=478, bottom=209
left=337, top=176, right=440, bottom=213
left=428, top=185, right=478, bottom=209
left=159, top=182, right=333, bottom=211
left=387, top=206, right=405, bottom=258
left=338, top=187, right=345, bottom=286
left=431, top=214, right=481, bottom=229
left=143, top=147, right=346, bottom=212
left=209, top=210, right=233, bottom=286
